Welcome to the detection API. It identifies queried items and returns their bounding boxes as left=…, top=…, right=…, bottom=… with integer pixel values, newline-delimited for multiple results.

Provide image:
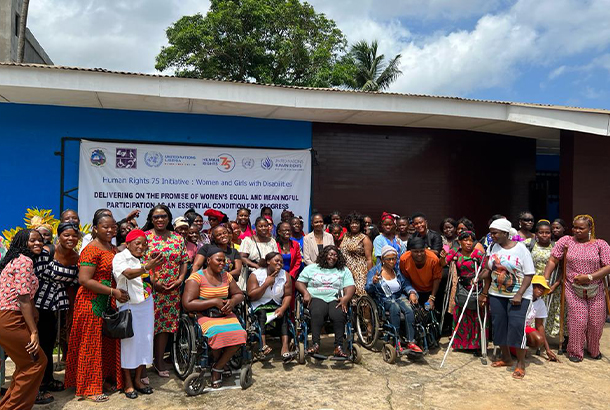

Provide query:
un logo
left=144, top=151, right=163, bottom=167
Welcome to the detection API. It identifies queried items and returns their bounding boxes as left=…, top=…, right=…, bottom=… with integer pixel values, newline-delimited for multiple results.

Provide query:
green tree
left=348, top=40, right=402, bottom=91
left=156, top=0, right=355, bottom=88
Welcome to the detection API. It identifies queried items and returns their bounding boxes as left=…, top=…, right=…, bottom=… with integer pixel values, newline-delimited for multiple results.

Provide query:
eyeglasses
left=152, top=215, right=168, bottom=220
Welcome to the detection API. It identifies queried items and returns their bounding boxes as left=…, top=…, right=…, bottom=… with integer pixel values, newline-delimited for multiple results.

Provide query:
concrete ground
left=3, top=325, right=610, bottom=410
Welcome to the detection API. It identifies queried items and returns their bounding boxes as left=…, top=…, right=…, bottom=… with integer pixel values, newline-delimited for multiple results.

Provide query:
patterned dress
left=340, top=233, right=368, bottom=295
left=144, top=231, right=188, bottom=334
left=65, top=244, right=123, bottom=397
left=187, top=270, right=246, bottom=349
left=551, top=236, right=610, bottom=360
left=445, top=248, right=487, bottom=350
left=529, top=242, right=562, bottom=336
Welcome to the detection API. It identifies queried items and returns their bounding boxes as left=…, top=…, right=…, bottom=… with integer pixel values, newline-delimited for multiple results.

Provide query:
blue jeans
left=383, top=296, right=415, bottom=342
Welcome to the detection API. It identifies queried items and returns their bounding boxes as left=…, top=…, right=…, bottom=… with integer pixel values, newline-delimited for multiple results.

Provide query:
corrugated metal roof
left=2, top=62, right=609, bottom=115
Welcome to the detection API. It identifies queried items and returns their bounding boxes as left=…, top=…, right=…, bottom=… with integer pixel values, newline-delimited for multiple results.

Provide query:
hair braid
left=574, top=214, right=595, bottom=239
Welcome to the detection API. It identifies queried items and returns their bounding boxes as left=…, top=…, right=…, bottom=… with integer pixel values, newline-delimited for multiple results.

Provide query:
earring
left=589, top=232, right=591, bottom=240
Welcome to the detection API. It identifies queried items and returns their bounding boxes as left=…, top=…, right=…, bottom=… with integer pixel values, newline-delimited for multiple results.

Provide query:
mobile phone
left=443, top=245, right=451, bottom=253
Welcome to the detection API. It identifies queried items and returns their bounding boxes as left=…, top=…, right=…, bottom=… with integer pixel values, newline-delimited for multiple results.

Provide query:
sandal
left=262, top=344, right=273, bottom=355
left=35, top=391, right=54, bottom=405
left=153, top=364, right=170, bottom=378
left=590, top=352, right=603, bottom=360
left=46, top=379, right=65, bottom=392
left=282, top=351, right=294, bottom=363
left=491, top=359, right=513, bottom=367
left=211, top=368, right=223, bottom=389
left=83, top=394, right=109, bottom=403
left=124, top=390, right=138, bottom=399
left=512, top=368, right=525, bottom=379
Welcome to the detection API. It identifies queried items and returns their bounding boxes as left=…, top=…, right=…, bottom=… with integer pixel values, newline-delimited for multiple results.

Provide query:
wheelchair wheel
left=173, top=315, right=196, bottom=380
left=297, top=342, right=306, bottom=364
left=184, top=372, right=206, bottom=396
left=382, top=343, right=397, bottom=364
left=355, top=295, right=379, bottom=349
left=239, top=365, right=253, bottom=389
left=351, top=344, right=363, bottom=364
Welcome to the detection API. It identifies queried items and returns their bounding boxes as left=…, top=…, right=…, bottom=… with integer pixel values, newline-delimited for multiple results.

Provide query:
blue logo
left=144, top=151, right=163, bottom=167
left=261, top=157, right=273, bottom=170
left=90, top=149, right=106, bottom=167
left=242, top=157, right=254, bottom=169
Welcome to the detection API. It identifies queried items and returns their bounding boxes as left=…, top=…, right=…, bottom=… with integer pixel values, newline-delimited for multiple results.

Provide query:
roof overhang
left=1, top=63, right=609, bottom=147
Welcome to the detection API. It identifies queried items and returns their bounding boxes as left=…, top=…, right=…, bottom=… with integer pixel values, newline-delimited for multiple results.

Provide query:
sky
left=27, top=0, right=610, bottom=110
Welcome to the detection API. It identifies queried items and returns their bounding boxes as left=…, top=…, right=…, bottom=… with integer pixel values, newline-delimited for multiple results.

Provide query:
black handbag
left=455, top=283, right=478, bottom=311
left=102, top=294, right=134, bottom=339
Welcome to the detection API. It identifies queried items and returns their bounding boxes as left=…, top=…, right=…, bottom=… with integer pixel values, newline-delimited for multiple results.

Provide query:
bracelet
left=428, top=295, right=436, bottom=301
left=481, top=293, right=488, bottom=296
left=109, top=288, right=113, bottom=298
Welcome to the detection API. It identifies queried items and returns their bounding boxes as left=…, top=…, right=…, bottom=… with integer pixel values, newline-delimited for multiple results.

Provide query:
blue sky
left=29, top=0, right=610, bottom=110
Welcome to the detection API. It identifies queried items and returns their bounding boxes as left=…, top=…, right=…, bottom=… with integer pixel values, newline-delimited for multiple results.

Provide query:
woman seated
left=295, top=245, right=355, bottom=358
left=182, top=246, right=246, bottom=388
left=365, top=246, right=423, bottom=354
left=246, top=252, right=292, bottom=361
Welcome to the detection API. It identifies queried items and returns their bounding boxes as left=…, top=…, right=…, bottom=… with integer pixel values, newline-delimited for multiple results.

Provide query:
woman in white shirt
left=112, top=229, right=162, bottom=399
left=246, top=252, right=292, bottom=361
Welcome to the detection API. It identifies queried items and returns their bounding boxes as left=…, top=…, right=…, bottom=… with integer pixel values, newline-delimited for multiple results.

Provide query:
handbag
left=455, top=283, right=478, bottom=310
left=102, top=293, right=134, bottom=339
left=572, top=282, right=599, bottom=300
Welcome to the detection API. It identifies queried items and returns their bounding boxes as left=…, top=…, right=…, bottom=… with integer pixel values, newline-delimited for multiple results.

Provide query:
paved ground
left=4, top=325, right=610, bottom=410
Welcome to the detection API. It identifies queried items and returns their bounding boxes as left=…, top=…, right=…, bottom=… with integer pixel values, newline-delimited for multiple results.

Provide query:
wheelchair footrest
left=329, top=356, right=348, bottom=362
left=310, top=353, right=328, bottom=361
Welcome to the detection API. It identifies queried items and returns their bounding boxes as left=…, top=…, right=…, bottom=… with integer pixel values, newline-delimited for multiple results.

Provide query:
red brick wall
left=312, top=123, right=536, bottom=234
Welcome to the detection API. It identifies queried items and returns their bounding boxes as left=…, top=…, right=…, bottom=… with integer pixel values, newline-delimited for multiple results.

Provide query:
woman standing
left=551, top=219, right=568, bottom=242
left=326, top=211, right=346, bottom=240
left=516, top=211, right=535, bottom=242
left=34, top=222, right=80, bottom=400
left=329, top=223, right=344, bottom=248
left=340, top=213, right=373, bottom=296
left=229, top=221, right=242, bottom=250
left=543, top=215, right=610, bottom=362
left=193, top=225, right=243, bottom=280
left=290, top=217, right=305, bottom=253
left=479, top=218, right=535, bottom=379
left=530, top=220, right=555, bottom=276
left=185, top=209, right=210, bottom=247
left=236, top=208, right=254, bottom=241
left=260, top=207, right=277, bottom=236
left=142, top=205, right=188, bottom=377
left=240, top=218, right=278, bottom=289
left=112, top=230, right=163, bottom=399
left=373, top=213, right=401, bottom=260
left=440, top=218, right=458, bottom=249
left=0, top=229, right=46, bottom=409
left=302, top=213, right=333, bottom=266
left=183, top=247, right=246, bottom=388
left=65, top=214, right=128, bottom=402
left=440, top=231, right=486, bottom=351
left=275, top=222, right=302, bottom=281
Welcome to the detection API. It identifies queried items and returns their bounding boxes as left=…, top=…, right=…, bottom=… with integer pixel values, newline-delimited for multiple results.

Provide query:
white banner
left=78, top=140, right=311, bottom=228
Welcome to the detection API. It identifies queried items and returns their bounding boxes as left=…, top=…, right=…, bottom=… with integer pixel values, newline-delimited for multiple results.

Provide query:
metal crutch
left=440, top=262, right=455, bottom=331
left=475, top=278, right=488, bottom=365
left=440, top=262, right=482, bottom=368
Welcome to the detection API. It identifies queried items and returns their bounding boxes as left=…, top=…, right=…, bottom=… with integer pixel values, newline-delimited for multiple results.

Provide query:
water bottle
left=424, top=301, right=430, bottom=311
left=381, top=280, right=393, bottom=298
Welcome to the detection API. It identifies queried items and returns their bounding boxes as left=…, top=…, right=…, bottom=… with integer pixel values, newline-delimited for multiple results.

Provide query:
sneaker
left=407, top=343, right=423, bottom=354
left=333, top=346, right=348, bottom=358
left=306, top=343, right=320, bottom=355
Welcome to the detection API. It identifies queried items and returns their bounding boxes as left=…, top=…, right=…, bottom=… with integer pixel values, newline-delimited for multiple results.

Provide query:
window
left=15, top=13, right=20, bottom=37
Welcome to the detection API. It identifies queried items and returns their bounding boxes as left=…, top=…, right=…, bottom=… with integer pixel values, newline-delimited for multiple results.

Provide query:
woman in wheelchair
left=365, top=246, right=423, bottom=354
left=295, top=245, right=356, bottom=358
left=182, top=246, right=247, bottom=388
left=247, top=252, right=293, bottom=361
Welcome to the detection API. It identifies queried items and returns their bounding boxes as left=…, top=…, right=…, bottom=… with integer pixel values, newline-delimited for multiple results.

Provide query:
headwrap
left=173, top=216, right=188, bottom=229
left=380, top=212, right=394, bottom=222
left=204, top=245, right=226, bottom=258
left=37, top=223, right=54, bottom=233
left=204, top=209, right=227, bottom=221
left=57, top=222, right=79, bottom=235
left=407, top=236, right=425, bottom=251
left=381, top=245, right=398, bottom=258
left=458, top=230, right=476, bottom=241
left=489, top=218, right=512, bottom=233
left=126, top=229, right=146, bottom=243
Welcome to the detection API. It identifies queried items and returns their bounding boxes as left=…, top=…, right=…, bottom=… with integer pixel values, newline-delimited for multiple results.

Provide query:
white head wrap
left=489, top=218, right=512, bottom=233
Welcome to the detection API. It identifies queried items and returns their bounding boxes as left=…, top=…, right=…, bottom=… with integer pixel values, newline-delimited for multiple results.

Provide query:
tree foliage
left=347, top=40, right=402, bottom=91
left=156, top=0, right=355, bottom=87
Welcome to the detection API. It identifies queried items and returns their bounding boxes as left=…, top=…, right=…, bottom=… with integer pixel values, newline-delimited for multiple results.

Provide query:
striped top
left=34, top=248, right=79, bottom=311
left=187, top=269, right=233, bottom=300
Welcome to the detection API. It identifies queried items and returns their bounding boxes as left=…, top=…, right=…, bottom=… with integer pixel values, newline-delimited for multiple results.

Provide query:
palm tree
left=348, top=40, right=402, bottom=92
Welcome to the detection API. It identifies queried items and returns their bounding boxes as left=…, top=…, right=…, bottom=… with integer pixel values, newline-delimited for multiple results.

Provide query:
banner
left=78, top=140, right=311, bottom=228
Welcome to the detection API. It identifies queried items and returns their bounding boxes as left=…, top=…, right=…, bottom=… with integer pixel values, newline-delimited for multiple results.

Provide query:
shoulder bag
left=102, top=293, right=134, bottom=339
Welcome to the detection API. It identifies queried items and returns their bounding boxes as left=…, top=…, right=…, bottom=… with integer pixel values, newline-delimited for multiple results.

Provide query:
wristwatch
left=587, top=274, right=593, bottom=281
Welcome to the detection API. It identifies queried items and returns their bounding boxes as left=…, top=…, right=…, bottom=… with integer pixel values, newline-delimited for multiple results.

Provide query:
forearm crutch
left=475, top=278, right=488, bottom=365
left=440, top=262, right=455, bottom=331
left=604, top=276, right=610, bottom=316
left=558, top=254, right=568, bottom=355
left=440, top=262, right=482, bottom=369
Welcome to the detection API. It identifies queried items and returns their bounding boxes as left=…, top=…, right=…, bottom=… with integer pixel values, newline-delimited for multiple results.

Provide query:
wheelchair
left=243, top=298, right=299, bottom=363
left=355, top=294, right=441, bottom=364
left=293, top=292, right=363, bottom=365
left=172, top=305, right=253, bottom=396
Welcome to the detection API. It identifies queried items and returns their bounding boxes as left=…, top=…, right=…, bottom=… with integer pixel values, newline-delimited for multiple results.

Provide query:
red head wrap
left=125, top=229, right=146, bottom=243
left=204, top=209, right=226, bottom=221
left=380, top=212, right=394, bottom=222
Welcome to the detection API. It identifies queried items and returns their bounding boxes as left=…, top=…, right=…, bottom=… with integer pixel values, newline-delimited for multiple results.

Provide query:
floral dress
left=340, top=233, right=368, bottom=295
left=65, top=244, right=123, bottom=397
left=144, top=231, right=188, bottom=334
left=445, top=247, right=487, bottom=350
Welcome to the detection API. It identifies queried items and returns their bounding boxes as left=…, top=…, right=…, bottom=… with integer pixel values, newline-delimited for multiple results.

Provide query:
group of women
left=1, top=205, right=609, bottom=409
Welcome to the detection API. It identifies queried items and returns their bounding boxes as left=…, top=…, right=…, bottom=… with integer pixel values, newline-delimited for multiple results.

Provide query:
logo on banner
left=261, top=156, right=274, bottom=170
left=116, top=148, right=137, bottom=169
left=242, top=157, right=254, bottom=169
left=144, top=151, right=163, bottom=167
left=89, top=148, right=107, bottom=167
left=217, top=154, right=235, bottom=173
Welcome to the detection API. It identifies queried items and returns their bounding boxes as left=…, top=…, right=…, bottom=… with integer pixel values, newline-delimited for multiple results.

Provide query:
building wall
left=0, top=0, right=53, bottom=64
left=312, top=123, right=536, bottom=234
left=0, top=102, right=311, bottom=229
left=561, top=130, right=610, bottom=239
